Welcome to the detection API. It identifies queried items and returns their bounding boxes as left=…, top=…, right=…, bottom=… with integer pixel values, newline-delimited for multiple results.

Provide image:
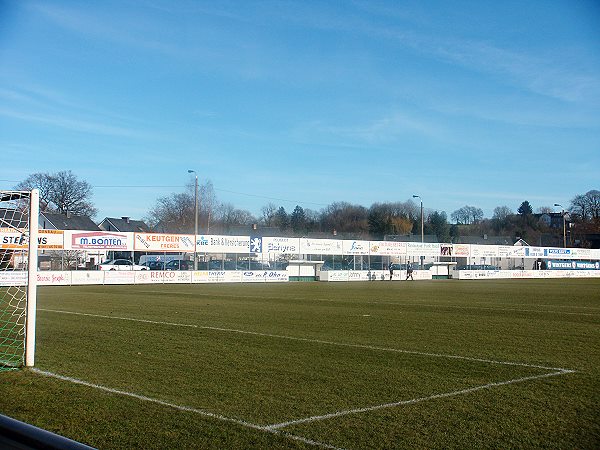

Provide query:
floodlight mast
left=554, top=203, right=566, bottom=248
left=412, top=195, right=423, bottom=243
left=188, top=170, right=198, bottom=270
left=413, top=194, right=424, bottom=269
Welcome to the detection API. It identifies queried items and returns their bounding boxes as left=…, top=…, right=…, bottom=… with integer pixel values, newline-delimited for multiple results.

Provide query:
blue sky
left=1, top=0, right=599, bottom=221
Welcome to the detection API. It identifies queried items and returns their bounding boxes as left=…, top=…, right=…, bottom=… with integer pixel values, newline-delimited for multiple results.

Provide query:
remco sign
left=66, top=231, right=131, bottom=250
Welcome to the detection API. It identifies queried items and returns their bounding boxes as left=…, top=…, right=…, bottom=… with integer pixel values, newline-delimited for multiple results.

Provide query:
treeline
left=15, top=172, right=600, bottom=246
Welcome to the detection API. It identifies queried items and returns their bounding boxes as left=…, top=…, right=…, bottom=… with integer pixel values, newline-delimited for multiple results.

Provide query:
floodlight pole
left=412, top=194, right=424, bottom=243
left=188, top=170, right=198, bottom=270
left=413, top=194, right=424, bottom=269
left=554, top=203, right=566, bottom=248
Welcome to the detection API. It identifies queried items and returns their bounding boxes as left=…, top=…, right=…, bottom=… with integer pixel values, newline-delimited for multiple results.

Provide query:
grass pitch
left=1, top=279, right=599, bottom=449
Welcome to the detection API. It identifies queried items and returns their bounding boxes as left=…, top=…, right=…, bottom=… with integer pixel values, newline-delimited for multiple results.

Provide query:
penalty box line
left=40, top=308, right=572, bottom=373
left=265, top=368, right=574, bottom=430
left=29, top=368, right=344, bottom=450
left=36, top=309, right=576, bottom=435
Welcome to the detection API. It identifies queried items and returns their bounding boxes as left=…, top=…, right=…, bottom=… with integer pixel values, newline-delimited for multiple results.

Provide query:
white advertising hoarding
left=65, top=230, right=133, bottom=250
left=135, top=233, right=195, bottom=252
left=1, top=228, right=64, bottom=250
left=103, top=271, right=136, bottom=284
left=369, top=241, right=407, bottom=256
left=196, top=235, right=250, bottom=254
left=0, top=271, right=27, bottom=286
left=71, top=271, right=104, bottom=285
left=452, top=244, right=471, bottom=257
left=319, top=270, right=349, bottom=282
left=470, top=244, right=499, bottom=258
left=342, top=240, right=370, bottom=255
left=542, top=247, right=571, bottom=259
left=134, top=270, right=192, bottom=284
left=498, top=246, right=526, bottom=258
left=36, top=271, right=71, bottom=286
left=406, top=242, right=441, bottom=257
left=524, top=247, right=545, bottom=258
left=193, top=270, right=243, bottom=283
left=261, top=237, right=300, bottom=257
left=455, top=269, right=600, bottom=280
left=241, top=270, right=289, bottom=282
left=300, top=238, right=343, bottom=255
left=570, top=248, right=592, bottom=259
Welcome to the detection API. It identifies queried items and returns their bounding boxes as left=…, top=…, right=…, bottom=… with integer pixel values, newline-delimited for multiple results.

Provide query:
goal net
left=0, top=190, right=39, bottom=369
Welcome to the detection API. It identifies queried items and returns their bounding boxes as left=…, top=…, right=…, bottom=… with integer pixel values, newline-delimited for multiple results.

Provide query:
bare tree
left=368, top=202, right=413, bottom=238
left=451, top=205, right=483, bottom=224
left=15, top=172, right=54, bottom=211
left=320, top=202, right=369, bottom=234
left=51, top=171, right=97, bottom=217
left=147, top=192, right=195, bottom=233
left=15, top=170, right=97, bottom=217
left=260, top=203, right=278, bottom=226
left=492, top=206, right=513, bottom=222
left=199, top=180, right=218, bottom=233
left=216, top=203, right=255, bottom=232
left=571, top=190, right=600, bottom=221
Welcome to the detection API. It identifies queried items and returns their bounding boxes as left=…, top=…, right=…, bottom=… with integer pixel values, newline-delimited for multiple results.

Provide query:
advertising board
left=300, top=238, right=343, bottom=255
left=103, top=271, right=136, bottom=284
left=261, top=237, right=299, bottom=257
left=406, top=242, right=441, bottom=257
left=470, top=244, right=498, bottom=258
left=342, top=240, right=370, bottom=255
left=135, top=233, right=195, bottom=252
left=195, top=235, right=250, bottom=254
left=369, top=241, right=407, bottom=256
left=36, top=271, right=71, bottom=286
left=241, top=270, right=289, bottom=282
left=0, top=271, right=27, bottom=286
left=71, top=271, right=104, bottom=285
left=0, top=228, right=64, bottom=250
left=498, top=246, right=525, bottom=258
left=319, top=270, right=349, bottom=281
left=451, top=244, right=471, bottom=257
left=65, top=231, right=132, bottom=250
left=193, top=270, right=243, bottom=283
left=524, top=247, right=545, bottom=258
left=547, top=260, right=600, bottom=270
left=135, top=270, right=192, bottom=284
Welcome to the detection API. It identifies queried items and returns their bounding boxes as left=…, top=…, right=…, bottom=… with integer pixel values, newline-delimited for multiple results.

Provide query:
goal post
left=0, top=189, right=39, bottom=369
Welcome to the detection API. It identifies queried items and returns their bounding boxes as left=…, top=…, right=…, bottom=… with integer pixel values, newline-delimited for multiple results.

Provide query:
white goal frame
left=0, top=189, right=39, bottom=367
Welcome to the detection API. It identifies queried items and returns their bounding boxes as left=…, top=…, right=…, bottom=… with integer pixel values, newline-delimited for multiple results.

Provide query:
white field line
left=38, top=308, right=198, bottom=328
left=319, top=299, right=600, bottom=317
left=265, top=369, right=574, bottom=430
left=368, top=303, right=600, bottom=317
left=35, top=309, right=576, bottom=439
left=158, top=291, right=600, bottom=316
left=30, top=368, right=344, bottom=450
left=39, top=308, right=570, bottom=372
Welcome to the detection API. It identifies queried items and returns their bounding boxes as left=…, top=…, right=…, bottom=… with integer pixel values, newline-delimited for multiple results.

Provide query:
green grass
left=1, top=280, right=599, bottom=449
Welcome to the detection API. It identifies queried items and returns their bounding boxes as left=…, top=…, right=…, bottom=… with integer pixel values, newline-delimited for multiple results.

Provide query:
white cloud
left=0, top=107, right=148, bottom=138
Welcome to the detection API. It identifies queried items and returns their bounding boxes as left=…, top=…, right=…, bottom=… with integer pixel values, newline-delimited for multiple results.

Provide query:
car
left=97, top=259, right=148, bottom=271
left=141, top=261, right=165, bottom=270
left=164, top=259, right=193, bottom=271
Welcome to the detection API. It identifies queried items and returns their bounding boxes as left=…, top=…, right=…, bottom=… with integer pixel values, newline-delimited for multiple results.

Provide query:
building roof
left=454, top=235, right=513, bottom=245
left=40, top=211, right=100, bottom=231
left=98, top=217, right=150, bottom=233
left=384, top=234, right=439, bottom=243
